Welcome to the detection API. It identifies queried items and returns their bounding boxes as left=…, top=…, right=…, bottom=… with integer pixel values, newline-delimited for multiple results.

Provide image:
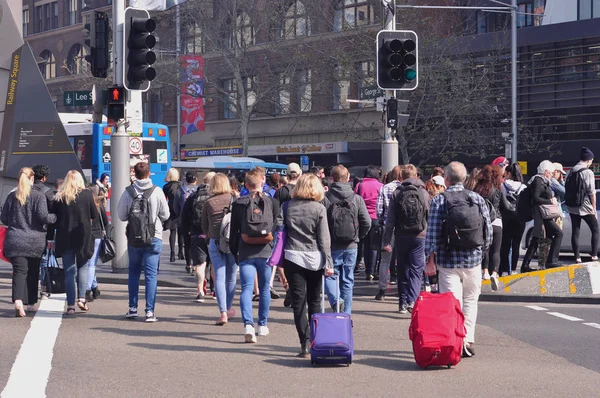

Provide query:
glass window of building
left=358, top=61, right=375, bottom=108
left=333, top=65, right=351, bottom=110
left=277, top=75, right=291, bottom=115
left=281, top=1, right=311, bottom=39
left=333, top=0, right=376, bottom=32
left=67, top=44, right=87, bottom=74
left=39, top=50, right=56, bottom=79
left=22, top=9, right=29, bottom=36
left=234, top=12, right=255, bottom=47
left=298, top=69, right=312, bottom=112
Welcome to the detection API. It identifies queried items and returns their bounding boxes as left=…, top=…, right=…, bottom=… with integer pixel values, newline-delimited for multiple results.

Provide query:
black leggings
left=284, top=260, right=322, bottom=346
left=500, top=218, right=525, bottom=274
left=483, top=225, right=502, bottom=274
left=11, top=256, right=41, bottom=305
left=168, top=228, right=184, bottom=254
left=570, top=214, right=599, bottom=259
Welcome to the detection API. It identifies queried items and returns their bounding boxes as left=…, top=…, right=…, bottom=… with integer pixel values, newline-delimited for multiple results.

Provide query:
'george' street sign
left=359, top=85, right=384, bottom=100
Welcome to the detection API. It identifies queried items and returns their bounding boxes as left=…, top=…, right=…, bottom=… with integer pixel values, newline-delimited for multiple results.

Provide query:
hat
left=580, top=146, right=594, bottom=162
left=491, top=157, right=509, bottom=167
left=552, top=163, right=566, bottom=175
left=287, top=163, right=302, bottom=175
left=432, top=175, right=446, bottom=188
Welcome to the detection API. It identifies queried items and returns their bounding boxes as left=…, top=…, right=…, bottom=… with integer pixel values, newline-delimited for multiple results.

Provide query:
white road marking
left=525, top=305, right=548, bottom=311
left=583, top=322, right=600, bottom=330
left=546, top=312, right=584, bottom=322
left=1, top=294, right=65, bottom=398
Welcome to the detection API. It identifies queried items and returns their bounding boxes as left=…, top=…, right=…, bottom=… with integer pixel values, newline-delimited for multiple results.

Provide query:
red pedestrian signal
left=112, top=89, right=120, bottom=101
left=107, top=85, right=125, bottom=121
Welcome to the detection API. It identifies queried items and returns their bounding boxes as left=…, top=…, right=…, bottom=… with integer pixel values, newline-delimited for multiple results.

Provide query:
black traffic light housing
left=107, top=85, right=126, bottom=121
left=376, top=30, right=418, bottom=91
left=386, top=98, right=398, bottom=130
left=124, top=7, right=157, bottom=91
left=84, top=11, right=110, bottom=78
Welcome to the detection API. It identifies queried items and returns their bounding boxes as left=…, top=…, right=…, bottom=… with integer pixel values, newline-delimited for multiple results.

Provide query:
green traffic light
left=405, top=69, right=416, bottom=81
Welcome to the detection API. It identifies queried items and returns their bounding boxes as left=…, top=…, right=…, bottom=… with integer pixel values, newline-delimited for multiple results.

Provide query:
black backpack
left=191, top=186, right=210, bottom=229
left=326, top=193, right=359, bottom=242
left=565, top=169, right=587, bottom=207
left=395, top=182, right=427, bottom=234
left=125, top=186, right=157, bottom=247
left=241, top=193, right=275, bottom=245
left=484, top=198, right=497, bottom=223
left=442, top=190, right=485, bottom=249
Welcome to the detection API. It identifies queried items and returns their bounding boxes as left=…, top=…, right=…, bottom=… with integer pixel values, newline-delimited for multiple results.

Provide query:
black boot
left=178, top=251, right=185, bottom=261
left=92, top=287, right=101, bottom=299
left=85, top=290, right=94, bottom=302
left=297, top=343, right=310, bottom=358
left=375, top=289, right=385, bottom=301
left=170, top=251, right=176, bottom=263
left=521, top=238, right=538, bottom=273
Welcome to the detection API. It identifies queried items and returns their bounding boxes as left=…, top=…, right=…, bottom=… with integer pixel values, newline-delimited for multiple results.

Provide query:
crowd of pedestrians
left=2, top=146, right=598, bottom=359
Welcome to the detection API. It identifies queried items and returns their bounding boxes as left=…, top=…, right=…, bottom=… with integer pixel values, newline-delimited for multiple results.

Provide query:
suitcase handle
left=321, top=274, right=340, bottom=313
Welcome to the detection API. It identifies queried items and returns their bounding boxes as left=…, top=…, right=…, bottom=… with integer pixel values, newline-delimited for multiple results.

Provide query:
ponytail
left=16, top=167, right=33, bottom=206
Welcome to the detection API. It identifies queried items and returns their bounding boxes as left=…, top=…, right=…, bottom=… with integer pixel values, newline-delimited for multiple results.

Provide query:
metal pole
left=381, top=0, right=398, bottom=173
left=110, top=0, right=129, bottom=271
left=511, top=0, right=518, bottom=163
left=176, top=5, right=182, bottom=161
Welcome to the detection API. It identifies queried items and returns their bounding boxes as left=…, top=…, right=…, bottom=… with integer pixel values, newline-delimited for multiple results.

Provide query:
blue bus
left=63, top=121, right=171, bottom=187
left=172, top=156, right=287, bottom=178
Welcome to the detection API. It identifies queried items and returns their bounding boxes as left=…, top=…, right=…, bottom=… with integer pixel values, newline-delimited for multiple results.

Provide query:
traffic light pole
left=111, top=0, right=130, bottom=271
left=381, top=0, right=399, bottom=174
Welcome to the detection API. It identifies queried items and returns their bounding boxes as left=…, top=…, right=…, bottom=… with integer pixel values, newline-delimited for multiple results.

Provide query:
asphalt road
left=0, top=278, right=598, bottom=398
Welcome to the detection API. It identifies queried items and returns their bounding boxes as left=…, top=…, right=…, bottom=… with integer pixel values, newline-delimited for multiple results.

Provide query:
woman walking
left=54, top=170, right=98, bottom=315
left=202, top=173, right=238, bottom=325
left=355, top=165, right=383, bottom=281
left=280, top=174, right=334, bottom=358
left=163, top=168, right=184, bottom=262
left=474, top=165, right=506, bottom=290
left=500, top=163, right=526, bottom=275
left=1, top=168, right=56, bottom=316
left=85, top=184, right=109, bottom=302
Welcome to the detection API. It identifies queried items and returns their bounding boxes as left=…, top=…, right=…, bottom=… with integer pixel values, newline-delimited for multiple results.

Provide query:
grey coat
left=1, top=189, right=57, bottom=258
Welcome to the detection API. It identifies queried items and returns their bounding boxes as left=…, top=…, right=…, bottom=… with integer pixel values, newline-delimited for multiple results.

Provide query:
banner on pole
left=180, top=55, right=205, bottom=135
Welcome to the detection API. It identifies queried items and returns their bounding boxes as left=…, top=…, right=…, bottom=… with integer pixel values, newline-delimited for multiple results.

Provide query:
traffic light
left=107, top=85, right=126, bottom=121
left=386, top=98, right=398, bottom=130
left=376, top=30, right=418, bottom=91
left=84, top=11, right=110, bottom=78
left=124, top=7, right=157, bottom=91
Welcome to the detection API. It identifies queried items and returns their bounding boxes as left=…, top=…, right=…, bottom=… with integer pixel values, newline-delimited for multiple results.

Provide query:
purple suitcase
left=310, top=276, right=354, bottom=366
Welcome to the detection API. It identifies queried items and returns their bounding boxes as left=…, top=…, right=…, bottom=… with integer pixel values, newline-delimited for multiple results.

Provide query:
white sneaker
left=490, top=275, right=499, bottom=291
left=244, top=325, right=257, bottom=343
left=257, top=325, right=270, bottom=336
left=501, top=272, right=509, bottom=277
left=483, top=271, right=491, bottom=280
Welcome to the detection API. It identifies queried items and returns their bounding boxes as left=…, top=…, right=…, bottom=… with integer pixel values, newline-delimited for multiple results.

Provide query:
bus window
left=68, top=135, right=93, bottom=170
left=143, top=140, right=169, bottom=164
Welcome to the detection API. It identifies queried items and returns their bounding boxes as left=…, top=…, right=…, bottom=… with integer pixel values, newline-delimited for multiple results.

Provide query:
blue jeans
left=396, top=237, right=426, bottom=305
left=63, top=250, right=88, bottom=306
left=208, top=239, right=238, bottom=313
left=239, top=258, right=272, bottom=327
left=325, top=248, right=357, bottom=314
left=86, top=239, right=101, bottom=291
left=128, top=238, right=161, bottom=313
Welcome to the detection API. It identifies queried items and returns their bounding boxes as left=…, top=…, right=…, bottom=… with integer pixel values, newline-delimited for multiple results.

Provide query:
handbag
left=539, top=203, right=561, bottom=220
left=0, top=225, right=9, bottom=262
left=268, top=202, right=289, bottom=267
left=98, top=213, right=116, bottom=263
left=369, top=219, right=383, bottom=251
left=45, top=250, right=66, bottom=294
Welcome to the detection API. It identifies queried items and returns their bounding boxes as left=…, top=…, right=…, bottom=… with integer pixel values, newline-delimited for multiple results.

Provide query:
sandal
left=215, top=312, right=228, bottom=326
left=66, top=306, right=76, bottom=315
left=77, top=300, right=89, bottom=312
left=14, top=301, right=26, bottom=318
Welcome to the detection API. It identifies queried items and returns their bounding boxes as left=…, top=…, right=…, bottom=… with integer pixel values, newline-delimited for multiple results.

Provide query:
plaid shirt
left=425, top=184, right=493, bottom=269
left=376, top=180, right=403, bottom=223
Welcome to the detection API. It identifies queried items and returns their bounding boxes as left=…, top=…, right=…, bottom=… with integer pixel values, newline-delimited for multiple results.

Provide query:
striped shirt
left=425, top=184, right=493, bottom=269
left=376, top=180, right=402, bottom=223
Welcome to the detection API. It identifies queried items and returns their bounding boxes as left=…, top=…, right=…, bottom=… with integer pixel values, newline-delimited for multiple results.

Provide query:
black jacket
left=181, top=184, right=210, bottom=236
left=53, top=189, right=98, bottom=266
left=32, top=181, right=56, bottom=240
left=530, top=175, right=553, bottom=205
left=90, top=206, right=109, bottom=240
left=229, top=192, right=279, bottom=262
left=163, top=181, right=182, bottom=229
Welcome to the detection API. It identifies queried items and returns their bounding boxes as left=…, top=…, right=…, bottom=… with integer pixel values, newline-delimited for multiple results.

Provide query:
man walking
left=566, top=147, right=599, bottom=263
left=425, top=161, right=493, bottom=357
left=382, top=165, right=429, bottom=312
left=229, top=169, right=280, bottom=342
left=324, top=165, right=371, bottom=314
left=274, top=163, right=302, bottom=204
left=117, top=162, right=170, bottom=322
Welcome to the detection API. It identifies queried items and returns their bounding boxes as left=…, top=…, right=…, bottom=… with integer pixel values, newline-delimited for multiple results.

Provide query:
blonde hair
left=209, top=173, right=232, bottom=196
left=165, top=168, right=180, bottom=182
left=16, top=167, right=34, bottom=206
left=56, top=170, right=85, bottom=205
left=203, top=171, right=216, bottom=184
left=292, top=174, right=324, bottom=202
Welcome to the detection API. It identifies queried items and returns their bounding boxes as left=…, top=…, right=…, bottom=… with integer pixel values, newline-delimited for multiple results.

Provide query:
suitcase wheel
left=447, top=364, right=452, bottom=369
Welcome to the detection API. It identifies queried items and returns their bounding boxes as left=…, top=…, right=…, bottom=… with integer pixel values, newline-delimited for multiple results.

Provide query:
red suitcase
left=409, top=292, right=466, bottom=369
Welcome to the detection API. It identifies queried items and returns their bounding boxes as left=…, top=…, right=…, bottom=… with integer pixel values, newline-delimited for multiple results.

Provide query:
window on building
left=39, top=50, right=56, bottom=79
left=185, top=23, right=204, bottom=54
left=358, top=61, right=375, bottom=108
left=298, top=69, right=312, bottom=112
left=518, top=3, right=534, bottom=27
left=22, top=9, right=29, bottom=36
left=67, top=44, right=87, bottom=74
left=277, top=75, right=291, bottom=115
left=333, top=0, right=376, bottom=31
left=222, top=79, right=237, bottom=119
left=579, top=0, right=600, bottom=19
left=68, top=0, right=79, bottom=26
left=144, top=91, right=164, bottom=123
left=45, top=4, right=51, bottom=31
left=53, top=2, right=58, bottom=29
left=281, top=1, right=311, bottom=39
left=36, top=6, right=42, bottom=33
left=477, top=11, right=488, bottom=33
left=233, top=12, right=255, bottom=47
left=333, top=65, right=350, bottom=110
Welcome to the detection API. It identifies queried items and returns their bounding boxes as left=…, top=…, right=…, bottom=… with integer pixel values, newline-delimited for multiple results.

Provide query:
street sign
left=63, top=90, right=94, bottom=106
left=359, top=85, right=384, bottom=100
left=129, top=137, right=143, bottom=154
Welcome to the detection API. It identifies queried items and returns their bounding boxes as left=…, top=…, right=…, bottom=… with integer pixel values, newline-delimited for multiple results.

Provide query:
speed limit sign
left=129, top=137, right=143, bottom=155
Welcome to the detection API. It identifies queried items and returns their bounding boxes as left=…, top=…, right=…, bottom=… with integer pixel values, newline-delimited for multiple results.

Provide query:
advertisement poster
left=180, top=55, right=205, bottom=135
